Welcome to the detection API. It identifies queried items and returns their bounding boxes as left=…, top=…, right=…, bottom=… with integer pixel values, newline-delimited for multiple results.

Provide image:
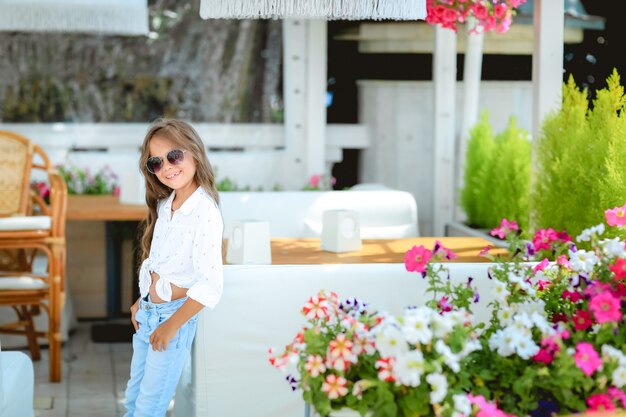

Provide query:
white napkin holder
left=226, top=220, right=272, bottom=265
left=320, top=210, right=362, bottom=253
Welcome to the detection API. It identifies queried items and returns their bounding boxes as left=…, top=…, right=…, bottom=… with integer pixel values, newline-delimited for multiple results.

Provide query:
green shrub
left=461, top=111, right=494, bottom=227
left=461, top=112, right=531, bottom=231
left=532, top=70, right=626, bottom=241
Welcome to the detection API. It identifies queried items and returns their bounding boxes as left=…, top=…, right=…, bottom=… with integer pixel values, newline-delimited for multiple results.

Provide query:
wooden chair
left=0, top=130, right=67, bottom=383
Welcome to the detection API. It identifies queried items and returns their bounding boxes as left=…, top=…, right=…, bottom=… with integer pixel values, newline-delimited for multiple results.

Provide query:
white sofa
left=0, top=343, right=34, bottom=417
left=172, top=262, right=498, bottom=417
left=220, top=190, right=419, bottom=238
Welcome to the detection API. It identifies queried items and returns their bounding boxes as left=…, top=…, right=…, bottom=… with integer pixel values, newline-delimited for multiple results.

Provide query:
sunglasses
left=146, top=149, right=187, bottom=174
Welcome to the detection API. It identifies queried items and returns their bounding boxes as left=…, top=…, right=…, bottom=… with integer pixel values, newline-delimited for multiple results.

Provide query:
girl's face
left=148, top=135, right=198, bottom=194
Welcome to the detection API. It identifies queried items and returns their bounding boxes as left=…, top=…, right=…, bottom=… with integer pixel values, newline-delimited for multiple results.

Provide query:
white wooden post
left=433, top=26, right=457, bottom=236
left=456, top=19, right=484, bottom=220
left=532, top=0, right=564, bottom=144
left=282, top=19, right=328, bottom=189
left=306, top=19, right=327, bottom=177
left=283, top=19, right=307, bottom=188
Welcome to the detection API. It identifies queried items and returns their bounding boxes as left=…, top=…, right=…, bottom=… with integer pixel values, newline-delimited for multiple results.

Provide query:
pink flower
left=562, top=290, right=583, bottom=303
left=302, top=294, right=330, bottom=320
left=472, top=3, right=489, bottom=19
left=304, top=355, right=326, bottom=377
left=375, top=357, right=396, bottom=382
left=494, top=3, right=508, bottom=18
left=328, top=334, right=356, bottom=361
left=573, top=342, right=602, bottom=376
left=588, top=291, right=622, bottom=324
left=572, top=310, right=593, bottom=331
left=533, top=335, right=560, bottom=364
left=443, top=8, right=458, bottom=22
left=490, top=218, right=519, bottom=239
left=610, top=258, right=626, bottom=280
left=321, top=374, right=349, bottom=399
left=533, top=228, right=559, bottom=251
left=533, top=258, right=550, bottom=273
left=587, top=393, right=615, bottom=412
left=467, top=394, right=513, bottom=417
left=434, top=240, right=457, bottom=260
left=608, top=387, right=626, bottom=408
left=438, top=296, right=453, bottom=312
left=309, top=174, right=321, bottom=188
left=478, top=245, right=493, bottom=257
left=557, top=255, right=571, bottom=269
left=606, top=203, right=626, bottom=227
left=536, top=280, right=550, bottom=291
left=404, top=245, right=433, bottom=273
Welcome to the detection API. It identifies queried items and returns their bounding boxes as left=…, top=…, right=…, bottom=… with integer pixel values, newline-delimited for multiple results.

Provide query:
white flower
left=430, top=312, right=455, bottom=338
left=376, top=324, right=408, bottom=358
left=576, top=223, right=605, bottom=242
left=613, top=366, right=626, bottom=388
left=529, top=312, right=555, bottom=336
left=493, top=280, right=510, bottom=303
left=489, top=329, right=515, bottom=357
left=402, top=308, right=433, bottom=345
left=518, top=300, right=546, bottom=317
left=514, top=335, right=540, bottom=360
left=435, top=340, right=461, bottom=373
left=602, top=345, right=626, bottom=366
left=452, top=393, right=472, bottom=416
left=395, top=350, right=425, bottom=387
left=497, top=307, right=515, bottom=326
left=426, top=372, right=448, bottom=404
left=600, top=237, right=626, bottom=258
left=568, top=249, right=598, bottom=273
left=459, top=339, right=482, bottom=358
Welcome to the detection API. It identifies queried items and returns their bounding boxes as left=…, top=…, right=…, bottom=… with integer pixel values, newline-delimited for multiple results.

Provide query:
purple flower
left=285, top=374, right=298, bottom=391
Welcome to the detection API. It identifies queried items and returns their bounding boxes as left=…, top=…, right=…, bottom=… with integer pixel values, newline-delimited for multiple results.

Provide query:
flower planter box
left=445, top=220, right=508, bottom=248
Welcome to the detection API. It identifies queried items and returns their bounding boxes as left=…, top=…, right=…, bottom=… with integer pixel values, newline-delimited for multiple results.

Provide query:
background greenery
left=461, top=112, right=531, bottom=233
left=532, top=69, right=626, bottom=241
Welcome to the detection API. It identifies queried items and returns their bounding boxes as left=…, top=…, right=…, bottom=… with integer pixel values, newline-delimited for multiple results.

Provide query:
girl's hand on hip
left=150, top=320, right=178, bottom=351
left=130, top=297, right=141, bottom=331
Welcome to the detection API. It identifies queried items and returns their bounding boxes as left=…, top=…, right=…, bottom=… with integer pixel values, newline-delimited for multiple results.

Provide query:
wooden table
left=267, top=237, right=505, bottom=265
left=66, top=195, right=147, bottom=221
left=66, top=195, right=146, bottom=318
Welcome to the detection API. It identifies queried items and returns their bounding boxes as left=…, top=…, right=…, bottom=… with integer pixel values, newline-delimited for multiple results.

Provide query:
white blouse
left=138, top=186, right=224, bottom=309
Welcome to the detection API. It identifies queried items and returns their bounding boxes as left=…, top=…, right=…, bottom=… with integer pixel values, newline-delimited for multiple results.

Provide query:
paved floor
left=29, top=321, right=143, bottom=417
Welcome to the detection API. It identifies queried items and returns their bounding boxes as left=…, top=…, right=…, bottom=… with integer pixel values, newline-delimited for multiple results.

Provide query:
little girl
left=123, top=118, right=224, bottom=417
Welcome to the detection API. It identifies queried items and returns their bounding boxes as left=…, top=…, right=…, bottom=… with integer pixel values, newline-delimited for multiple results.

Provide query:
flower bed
left=270, top=205, right=626, bottom=417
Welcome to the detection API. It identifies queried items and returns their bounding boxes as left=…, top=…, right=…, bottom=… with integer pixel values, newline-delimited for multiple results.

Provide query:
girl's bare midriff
left=149, top=271, right=188, bottom=303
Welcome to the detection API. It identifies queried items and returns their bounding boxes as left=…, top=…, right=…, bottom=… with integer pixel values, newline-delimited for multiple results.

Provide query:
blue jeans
left=123, top=296, right=198, bottom=417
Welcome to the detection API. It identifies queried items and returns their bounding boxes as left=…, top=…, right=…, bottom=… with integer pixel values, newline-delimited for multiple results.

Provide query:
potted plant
left=533, top=70, right=626, bottom=245
left=451, top=111, right=531, bottom=245
left=271, top=204, right=626, bottom=417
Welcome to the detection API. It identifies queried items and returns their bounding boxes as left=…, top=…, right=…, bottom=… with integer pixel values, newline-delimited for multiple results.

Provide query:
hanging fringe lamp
left=0, top=0, right=149, bottom=35
left=200, top=0, right=426, bottom=20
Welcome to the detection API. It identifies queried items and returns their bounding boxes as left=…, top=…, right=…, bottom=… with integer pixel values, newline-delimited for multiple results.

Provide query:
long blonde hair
left=138, top=118, right=220, bottom=263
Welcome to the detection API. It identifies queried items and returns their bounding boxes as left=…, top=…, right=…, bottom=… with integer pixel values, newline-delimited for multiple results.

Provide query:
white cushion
left=220, top=190, right=419, bottom=239
left=0, top=350, right=35, bottom=417
left=0, top=216, right=51, bottom=231
left=0, top=276, right=48, bottom=291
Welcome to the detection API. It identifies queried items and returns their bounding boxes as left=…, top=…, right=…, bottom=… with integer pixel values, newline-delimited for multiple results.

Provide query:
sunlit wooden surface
left=66, top=195, right=147, bottom=221
left=267, top=237, right=504, bottom=264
